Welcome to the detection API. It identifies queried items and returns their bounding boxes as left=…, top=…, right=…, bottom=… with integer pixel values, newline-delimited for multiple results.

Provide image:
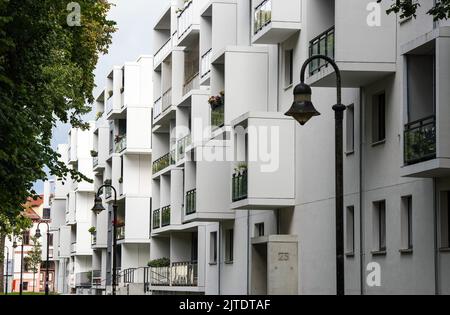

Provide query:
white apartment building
left=92, top=55, right=154, bottom=295
left=144, top=0, right=450, bottom=295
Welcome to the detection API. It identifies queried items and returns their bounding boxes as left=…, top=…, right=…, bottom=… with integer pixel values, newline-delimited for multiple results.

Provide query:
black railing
left=232, top=170, right=248, bottom=202
left=404, top=115, right=436, bottom=165
left=186, top=189, right=197, bottom=215
left=152, top=153, right=171, bottom=174
left=309, top=26, right=335, bottom=76
left=153, top=209, right=160, bottom=229
left=254, top=0, right=272, bottom=35
left=123, top=268, right=136, bottom=284
left=162, top=206, right=171, bottom=227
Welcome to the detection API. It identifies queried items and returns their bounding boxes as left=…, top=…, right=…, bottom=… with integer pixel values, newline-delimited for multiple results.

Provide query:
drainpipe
left=359, top=87, right=365, bottom=295
left=434, top=178, right=439, bottom=295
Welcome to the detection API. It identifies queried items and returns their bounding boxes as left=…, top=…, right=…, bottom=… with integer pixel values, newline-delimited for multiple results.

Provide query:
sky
left=34, top=0, right=169, bottom=194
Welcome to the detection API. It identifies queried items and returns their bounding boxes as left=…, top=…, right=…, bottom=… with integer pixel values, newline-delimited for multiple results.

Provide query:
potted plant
left=114, top=134, right=123, bottom=144
left=95, top=112, right=103, bottom=121
left=147, top=257, right=171, bottom=268
left=90, top=150, right=98, bottom=157
left=107, top=90, right=113, bottom=99
left=88, top=227, right=96, bottom=235
left=208, top=92, right=224, bottom=110
left=234, top=162, right=247, bottom=175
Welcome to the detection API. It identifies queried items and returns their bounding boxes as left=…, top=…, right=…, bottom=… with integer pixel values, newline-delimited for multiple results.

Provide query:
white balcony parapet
left=162, top=88, right=172, bottom=113
left=177, top=0, right=194, bottom=39
left=201, top=49, right=212, bottom=78
left=183, top=73, right=199, bottom=96
left=154, top=37, right=173, bottom=68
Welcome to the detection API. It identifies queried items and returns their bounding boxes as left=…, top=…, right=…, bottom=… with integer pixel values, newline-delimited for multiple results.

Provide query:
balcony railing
left=309, top=26, right=335, bottom=76
left=116, top=225, right=125, bottom=241
left=152, top=153, right=171, bottom=174
left=92, top=270, right=102, bottom=286
left=75, top=272, right=92, bottom=288
left=201, top=49, right=212, bottom=78
left=93, top=156, right=99, bottom=168
left=404, top=115, right=436, bottom=165
left=232, top=170, right=248, bottom=202
left=177, top=134, right=192, bottom=161
left=162, top=88, right=172, bottom=113
left=154, top=97, right=162, bottom=119
left=150, top=262, right=198, bottom=287
left=170, top=149, right=177, bottom=165
left=161, top=206, right=171, bottom=227
left=254, top=0, right=272, bottom=35
left=211, top=103, right=225, bottom=130
left=115, top=135, right=127, bottom=153
left=153, top=209, right=161, bottom=229
left=106, top=94, right=114, bottom=114
left=177, top=0, right=194, bottom=38
left=183, top=73, right=199, bottom=96
left=154, top=37, right=172, bottom=67
left=186, top=189, right=197, bottom=215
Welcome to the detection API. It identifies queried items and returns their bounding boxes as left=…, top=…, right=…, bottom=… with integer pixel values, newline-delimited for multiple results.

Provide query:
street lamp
left=285, top=54, right=346, bottom=296
left=92, top=184, right=118, bottom=296
left=3, top=246, right=9, bottom=295
left=35, top=221, right=51, bottom=295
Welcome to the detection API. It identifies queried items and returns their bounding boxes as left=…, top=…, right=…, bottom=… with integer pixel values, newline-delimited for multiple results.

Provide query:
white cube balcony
left=230, top=112, right=296, bottom=210
left=252, top=0, right=302, bottom=45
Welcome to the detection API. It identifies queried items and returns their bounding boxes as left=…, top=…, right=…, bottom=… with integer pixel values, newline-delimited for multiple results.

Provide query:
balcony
left=252, top=0, right=302, bottom=45
left=152, top=152, right=171, bottom=174
left=93, top=156, right=99, bottom=168
left=154, top=97, right=162, bottom=120
left=404, top=116, right=436, bottom=166
left=211, top=103, right=224, bottom=130
left=232, top=170, right=248, bottom=202
left=201, top=49, right=212, bottom=79
left=115, top=134, right=127, bottom=153
left=106, top=94, right=114, bottom=114
left=177, top=134, right=192, bottom=162
left=162, top=88, right=172, bottom=113
left=150, top=262, right=197, bottom=287
left=183, top=73, right=199, bottom=96
left=75, top=272, right=92, bottom=288
left=177, top=0, right=199, bottom=45
left=116, top=225, right=125, bottom=241
left=309, top=27, right=334, bottom=76
left=186, top=189, right=197, bottom=215
left=154, top=37, right=173, bottom=70
left=152, top=209, right=160, bottom=230
left=92, top=270, right=102, bottom=287
left=161, top=206, right=171, bottom=227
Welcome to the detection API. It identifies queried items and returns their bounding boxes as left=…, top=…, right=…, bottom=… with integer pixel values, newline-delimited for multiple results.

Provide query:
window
left=346, top=206, right=355, bottom=254
left=22, top=282, right=29, bottom=291
left=373, top=200, right=387, bottom=252
left=255, top=223, right=265, bottom=238
left=346, top=105, right=355, bottom=153
left=372, top=92, right=386, bottom=144
left=284, top=49, right=294, bottom=87
left=23, top=231, right=30, bottom=245
left=225, top=229, right=234, bottom=263
left=48, top=233, right=54, bottom=246
left=210, top=232, right=217, bottom=264
left=401, top=196, right=413, bottom=251
left=43, top=207, right=51, bottom=220
left=440, top=191, right=450, bottom=249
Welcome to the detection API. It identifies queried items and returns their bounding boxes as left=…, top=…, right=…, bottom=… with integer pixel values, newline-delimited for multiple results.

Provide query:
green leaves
left=378, top=0, right=450, bottom=20
left=0, top=0, right=115, bottom=225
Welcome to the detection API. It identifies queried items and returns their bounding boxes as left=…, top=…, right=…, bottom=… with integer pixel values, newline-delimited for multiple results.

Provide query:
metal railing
left=93, top=156, right=99, bottom=168
left=154, top=37, right=172, bottom=67
left=123, top=268, right=136, bottom=284
left=186, top=189, right=197, bottom=215
left=154, top=97, right=162, bottom=119
left=115, top=135, right=127, bottom=153
left=161, top=206, right=171, bottom=227
left=152, top=153, right=171, bottom=174
left=150, top=266, right=170, bottom=286
left=116, top=225, right=125, bottom=241
left=75, top=272, right=92, bottom=288
left=153, top=209, right=161, bottom=229
left=232, top=170, right=248, bottom=202
left=183, top=72, right=200, bottom=96
left=201, top=49, right=212, bottom=78
left=254, top=0, right=272, bottom=35
left=170, top=149, right=177, bottom=165
left=177, top=0, right=194, bottom=38
left=177, top=134, right=192, bottom=161
left=92, top=270, right=102, bottom=286
left=404, top=115, right=436, bottom=165
left=150, top=262, right=197, bottom=287
left=211, top=103, right=225, bottom=130
left=162, top=88, right=172, bottom=113
left=309, top=26, right=335, bottom=76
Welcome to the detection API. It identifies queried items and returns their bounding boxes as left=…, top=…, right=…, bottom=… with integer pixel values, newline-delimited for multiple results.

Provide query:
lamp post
left=92, top=184, right=118, bottom=296
left=35, top=221, right=50, bottom=295
left=4, top=246, right=9, bottom=295
left=285, top=55, right=346, bottom=296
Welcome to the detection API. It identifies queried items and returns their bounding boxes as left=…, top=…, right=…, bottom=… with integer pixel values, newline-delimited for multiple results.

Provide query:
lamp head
left=285, top=82, right=321, bottom=126
left=91, top=196, right=105, bottom=215
left=35, top=228, right=42, bottom=238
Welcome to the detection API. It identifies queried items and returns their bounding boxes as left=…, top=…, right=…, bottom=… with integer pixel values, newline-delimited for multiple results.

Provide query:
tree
left=378, top=0, right=450, bottom=20
left=27, top=236, right=42, bottom=292
left=0, top=1, right=116, bottom=227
